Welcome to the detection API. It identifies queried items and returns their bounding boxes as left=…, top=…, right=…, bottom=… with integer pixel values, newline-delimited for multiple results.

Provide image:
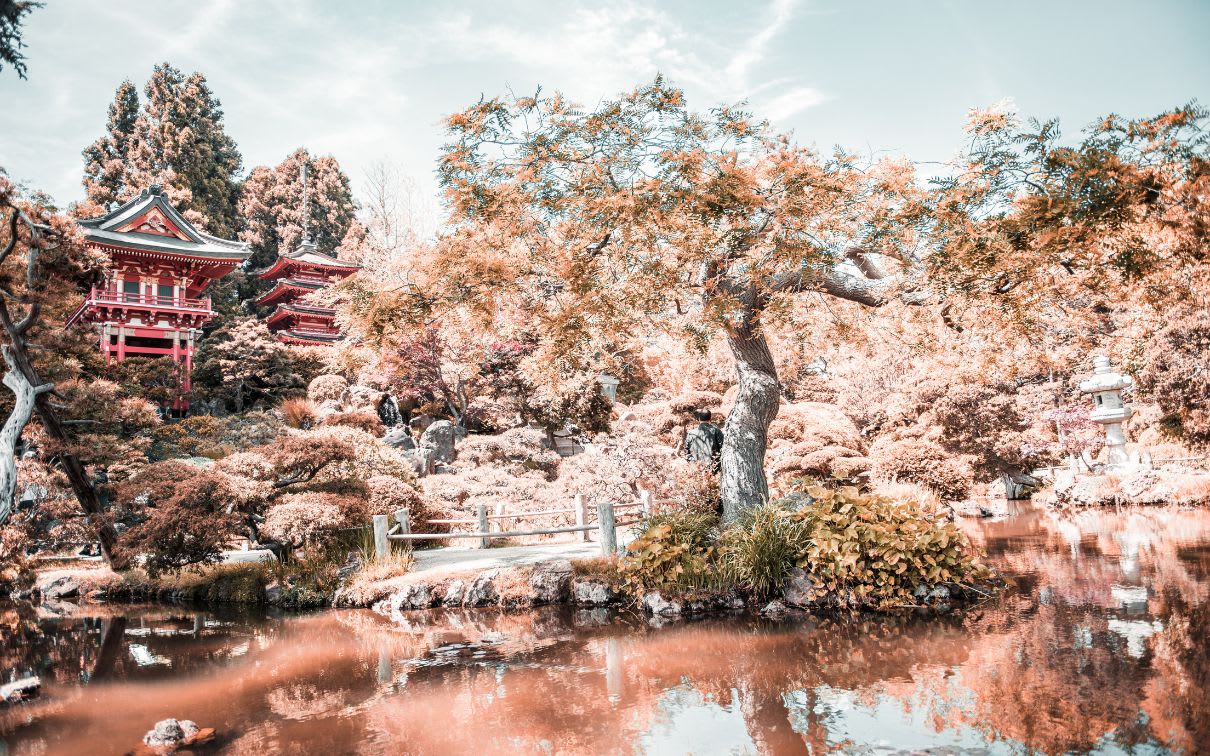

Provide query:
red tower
left=255, top=240, right=360, bottom=345
left=66, top=185, right=251, bottom=408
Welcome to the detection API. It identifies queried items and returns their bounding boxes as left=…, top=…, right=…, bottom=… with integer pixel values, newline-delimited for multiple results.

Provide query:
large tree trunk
left=720, top=318, right=781, bottom=524
left=1, top=345, right=52, bottom=524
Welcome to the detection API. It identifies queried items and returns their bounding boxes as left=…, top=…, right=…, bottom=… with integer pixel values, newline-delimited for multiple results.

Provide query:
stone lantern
left=596, top=373, right=620, bottom=402
left=1079, top=355, right=1133, bottom=467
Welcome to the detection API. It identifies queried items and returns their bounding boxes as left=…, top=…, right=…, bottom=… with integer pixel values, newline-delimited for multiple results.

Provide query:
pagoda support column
left=100, top=323, right=112, bottom=363
left=115, top=326, right=127, bottom=361
left=183, top=330, right=194, bottom=392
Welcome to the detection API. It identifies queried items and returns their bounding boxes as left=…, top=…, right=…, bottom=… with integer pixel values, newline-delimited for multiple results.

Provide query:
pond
left=2, top=504, right=1209, bottom=754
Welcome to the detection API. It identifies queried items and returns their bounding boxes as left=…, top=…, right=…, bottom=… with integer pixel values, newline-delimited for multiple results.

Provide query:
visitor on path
left=684, top=408, right=724, bottom=472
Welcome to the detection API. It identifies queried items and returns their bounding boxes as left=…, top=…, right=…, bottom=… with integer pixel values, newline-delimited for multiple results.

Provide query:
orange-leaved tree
left=421, top=80, right=1207, bottom=521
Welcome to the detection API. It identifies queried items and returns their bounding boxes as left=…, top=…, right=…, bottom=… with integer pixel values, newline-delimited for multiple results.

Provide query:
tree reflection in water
left=2, top=503, right=1208, bottom=754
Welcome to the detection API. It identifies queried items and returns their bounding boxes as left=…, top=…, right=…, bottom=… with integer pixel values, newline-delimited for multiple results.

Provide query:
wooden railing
left=371, top=492, right=652, bottom=559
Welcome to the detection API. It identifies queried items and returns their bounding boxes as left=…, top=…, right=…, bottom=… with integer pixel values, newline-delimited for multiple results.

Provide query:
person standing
left=683, top=408, right=724, bottom=472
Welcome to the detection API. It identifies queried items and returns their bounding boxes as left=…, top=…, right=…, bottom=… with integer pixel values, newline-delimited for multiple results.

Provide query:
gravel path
left=410, top=530, right=636, bottom=576
left=410, top=541, right=605, bottom=575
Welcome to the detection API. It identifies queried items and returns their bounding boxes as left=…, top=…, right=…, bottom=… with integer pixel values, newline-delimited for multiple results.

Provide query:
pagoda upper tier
left=66, top=185, right=252, bottom=409
left=256, top=240, right=359, bottom=346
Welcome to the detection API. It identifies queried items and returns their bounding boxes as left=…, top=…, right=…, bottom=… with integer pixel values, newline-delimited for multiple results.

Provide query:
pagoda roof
left=254, top=278, right=326, bottom=307
left=276, top=330, right=344, bottom=345
left=257, top=240, right=361, bottom=280
left=265, top=301, right=338, bottom=327
left=79, top=185, right=251, bottom=263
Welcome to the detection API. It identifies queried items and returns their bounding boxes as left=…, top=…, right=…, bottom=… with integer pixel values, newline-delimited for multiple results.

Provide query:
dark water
left=2, top=504, right=1209, bottom=754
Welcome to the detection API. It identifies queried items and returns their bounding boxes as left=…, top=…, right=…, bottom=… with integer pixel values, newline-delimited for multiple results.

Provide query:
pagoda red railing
left=87, top=288, right=212, bottom=310
left=66, top=287, right=213, bottom=326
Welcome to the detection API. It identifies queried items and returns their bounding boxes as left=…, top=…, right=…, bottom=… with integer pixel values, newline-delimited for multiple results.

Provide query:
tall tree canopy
left=238, top=147, right=358, bottom=270
left=80, top=63, right=243, bottom=237
left=416, top=78, right=1207, bottom=521
left=80, top=80, right=139, bottom=209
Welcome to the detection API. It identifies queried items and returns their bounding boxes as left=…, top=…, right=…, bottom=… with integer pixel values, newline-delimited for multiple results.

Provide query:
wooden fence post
left=639, top=490, right=651, bottom=518
left=495, top=502, right=506, bottom=534
left=395, top=508, right=411, bottom=541
left=477, top=504, right=490, bottom=549
left=372, top=514, right=389, bottom=562
left=597, top=500, right=616, bottom=556
left=574, top=494, right=589, bottom=543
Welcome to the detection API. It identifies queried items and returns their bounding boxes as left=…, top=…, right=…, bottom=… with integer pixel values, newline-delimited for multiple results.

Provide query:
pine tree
left=81, top=80, right=139, bottom=208
left=80, top=63, right=243, bottom=237
left=238, top=147, right=357, bottom=269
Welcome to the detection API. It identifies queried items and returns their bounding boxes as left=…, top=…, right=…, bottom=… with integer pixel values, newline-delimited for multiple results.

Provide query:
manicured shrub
left=307, top=374, right=349, bottom=404
left=115, top=461, right=250, bottom=577
left=323, top=411, right=385, bottom=436
left=455, top=428, right=561, bottom=480
left=262, top=492, right=364, bottom=550
left=869, top=435, right=974, bottom=500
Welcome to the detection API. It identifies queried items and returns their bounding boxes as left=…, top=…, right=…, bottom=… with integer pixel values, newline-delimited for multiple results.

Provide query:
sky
left=1, top=0, right=1207, bottom=217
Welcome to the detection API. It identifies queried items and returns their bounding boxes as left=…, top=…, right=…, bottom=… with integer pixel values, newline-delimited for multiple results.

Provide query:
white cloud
left=724, top=0, right=799, bottom=90
left=762, top=86, right=828, bottom=122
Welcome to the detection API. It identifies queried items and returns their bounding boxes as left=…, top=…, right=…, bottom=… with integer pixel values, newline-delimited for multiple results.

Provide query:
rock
left=641, top=591, right=683, bottom=617
left=760, top=599, right=788, bottom=616
left=528, top=560, right=573, bottom=605
left=420, top=420, right=458, bottom=465
left=381, top=426, right=415, bottom=450
left=263, top=581, right=283, bottom=605
left=337, top=553, right=363, bottom=581
left=36, top=574, right=79, bottom=600
left=782, top=568, right=816, bottom=608
left=913, top=584, right=929, bottom=600
left=683, top=596, right=720, bottom=615
left=314, top=399, right=342, bottom=422
left=403, top=450, right=427, bottom=476
left=1118, top=471, right=1175, bottom=504
left=389, top=583, right=436, bottom=613
left=410, top=414, right=436, bottom=435
left=0, top=676, right=40, bottom=705
left=724, top=591, right=746, bottom=610
left=927, top=585, right=951, bottom=602
left=572, top=577, right=618, bottom=606
left=342, top=384, right=384, bottom=414
left=443, top=579, right=466, bottom=607
left=463, top=571, right=499, bottom=607
left=143, top=719, right=199, bottom=749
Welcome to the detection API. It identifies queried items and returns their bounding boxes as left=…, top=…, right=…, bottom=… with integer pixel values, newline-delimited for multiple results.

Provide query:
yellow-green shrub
left=788, top=483, right=991, bottom=610
left=620, top=511, right=719, bottom=593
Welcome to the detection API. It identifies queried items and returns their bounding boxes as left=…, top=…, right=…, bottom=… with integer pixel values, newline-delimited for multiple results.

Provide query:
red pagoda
left=65, top=185, right=251, bottom=409
left=255, top=240, right=359, bottom=345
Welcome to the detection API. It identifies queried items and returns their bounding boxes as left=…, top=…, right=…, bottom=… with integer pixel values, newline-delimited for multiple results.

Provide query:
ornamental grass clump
left=787, top=483, right=993, bottom=610
left=718, top=501, right=808, bottom=598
